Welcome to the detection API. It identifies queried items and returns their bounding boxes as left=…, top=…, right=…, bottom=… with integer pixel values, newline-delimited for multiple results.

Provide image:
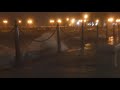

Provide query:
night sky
left=0, top=12, right=120, bottom=25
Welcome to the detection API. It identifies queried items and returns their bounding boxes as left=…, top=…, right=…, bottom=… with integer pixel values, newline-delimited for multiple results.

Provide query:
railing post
left=81, top=22, right=84, bottom=55
left=56, top=23, right=61, bottom=53
left=14, top=19, right=21, bottom=67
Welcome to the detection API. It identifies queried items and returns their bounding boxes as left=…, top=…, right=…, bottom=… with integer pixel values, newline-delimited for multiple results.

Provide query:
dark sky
left=0, top=12, right=120, bottom=25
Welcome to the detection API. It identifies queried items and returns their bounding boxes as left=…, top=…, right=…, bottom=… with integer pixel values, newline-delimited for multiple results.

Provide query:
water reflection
left=84, top=43, right=92, bottom=50
left=108, top=36, right=119, bottom=45
left=108, top=36, right=114, bottom=45
left=67, top=48, right=81, bottom=52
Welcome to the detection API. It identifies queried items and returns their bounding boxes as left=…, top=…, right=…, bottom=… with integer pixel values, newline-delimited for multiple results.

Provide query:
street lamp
left=96, top=19, right=99, bottom=23
left=83, top=14, right=88, bottom=28
left=18, top=20, right=22, bottom=24
left=108, top=18, right=114, bottom=22
left=3, top=20, right=8, bottom=24
left=65, top=18, right=70, bottom=27
left=71, top=18, right=75, bottom=24
left=3, top=20, right=8, bottom=28
left=84, top=14, right=88, bottom=19
left=76, top=21, right=80, bottom=25
left=108, top=18, right=115, bottom=39
left=84, top=20, right=86, bottom=23
left=27, top=19, right=33, bottom=28
left=70, top=18, right=75, bottom=27
left=27, top=19, right=33, bottom=25
left=57, top=19, right=62, bottom=24
left=49, top=19, right=55, bottom=24
left=66, top=18, right=69, bottom=21
left=96, top=19, right=99, bottom=41
left=116, top=19, right=120, bottom=37
left=49, top=19, right=55, bottom=28
left=56, top=19, right=62, bottom=53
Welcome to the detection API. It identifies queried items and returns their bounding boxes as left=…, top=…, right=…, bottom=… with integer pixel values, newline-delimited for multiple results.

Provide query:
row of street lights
left=1, top=15, right=120, bottom=27
left=49, top=15, right=120, bottom=27
left=0, top=19, right=33, bottom=25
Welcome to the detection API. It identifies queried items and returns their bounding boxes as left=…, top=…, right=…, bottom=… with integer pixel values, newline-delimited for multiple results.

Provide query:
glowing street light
left=116, top=19, right=120, bottom=36
left=95, top=19, right=99, bottom=26
left=96, top=19, right=99, bottom=40
left=96, top=19, right=99, bottom=23
left=49, top=19, right=55, bottom=24
left=84, top=20, right=86, bottom=23
left=3, top=20, right=8, bottom=24
left=116, top=19, right=120, bottom=23
left=84, top=14, right=88, bottom=19
left=71, top=18, right=75, bottom=24
left=18, top=20, right=22, bottom=23
left=108, top=18, right=115, bottom=38
left=66, top=18, right=69, bottom=21
left=108, top=18, right=114, bottom=22
left=27, top=19, right=33, bottom=25
left=76, top=21, right=80, bottom=25
left=57, top=19, right=62, bottom=24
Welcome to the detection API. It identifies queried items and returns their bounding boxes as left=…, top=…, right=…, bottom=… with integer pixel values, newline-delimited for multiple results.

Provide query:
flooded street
left=0, top=29, right=120, bottom=78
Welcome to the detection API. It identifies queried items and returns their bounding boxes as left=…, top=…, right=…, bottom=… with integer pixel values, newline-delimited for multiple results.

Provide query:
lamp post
left=65, top=17, right=69, bottom=29
left=108, top=18, right=115, bottom=38
left=81, top=20, right=84, bottom=49
left=116, top=19, right=120, bottom=38
left=14, top=19, right=21, bottom=67
left=49, top=19, right=55, bottom=29
left=96, top=19, right=99, bottom=42
left=56, top=19, right=62, bottom=53
left=27, top=19, right=33, bottom=28
left=3, top=19, right=8, bottom=28
left=83, top=14, right=88, bottom=29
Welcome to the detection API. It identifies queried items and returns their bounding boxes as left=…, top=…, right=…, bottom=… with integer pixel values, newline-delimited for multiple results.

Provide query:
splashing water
left=26, top=32, right=68, bottom=55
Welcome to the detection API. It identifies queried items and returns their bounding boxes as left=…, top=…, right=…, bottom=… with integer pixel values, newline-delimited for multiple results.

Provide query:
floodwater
left=0, top=30, right=120, bottom=78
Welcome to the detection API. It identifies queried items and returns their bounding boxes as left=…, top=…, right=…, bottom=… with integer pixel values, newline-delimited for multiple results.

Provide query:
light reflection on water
left=108, top=36, right=119, bottom=45
left=84, top=43, right=93, bottom=50
left=67, top=43, right=93, bottom=52
left=108, top=36, right=114, bottom=45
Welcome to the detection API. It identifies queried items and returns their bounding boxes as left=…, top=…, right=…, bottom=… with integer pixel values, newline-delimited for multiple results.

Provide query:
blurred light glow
left=108, top=18, right=114, bottom=22
left=66, top=18, right=69, bottom=21
left=95, top=23, right=98, bottom=26
left=96, top=19, right=99, bottom=23
left=108, top=36, right=114, bottom=45
left=84, top=14, right=88, bottom=19
left=76, top=21, right=80, bottom=25
left=18, top=20, right=22, bottom=24
left=57, top=19, right=62, bottom=23
left=50, top=20, right=55, bottom=23
left=116, top=19, right=120, bottom=22
left=27, top=19, right=33, bottom=25
left=71, top=18, right=75, bottom=24
left=3, top=20, right=8, bottom=24
left=84, top=20, right=86, bottom=22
